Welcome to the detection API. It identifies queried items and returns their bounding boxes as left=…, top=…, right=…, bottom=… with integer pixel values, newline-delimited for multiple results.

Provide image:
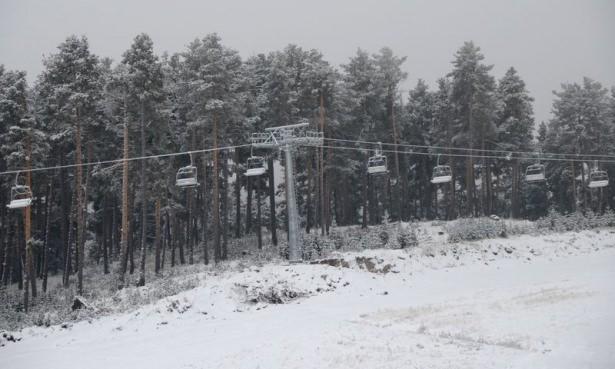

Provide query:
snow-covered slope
left=2, top=229, right=614, bottom=369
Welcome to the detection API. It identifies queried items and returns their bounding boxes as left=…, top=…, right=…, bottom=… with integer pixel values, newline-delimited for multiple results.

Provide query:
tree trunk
left=510, top=159, right=517, bottom=218
left=0, top=198, right=7, bottom=285
left=212, top=113, right=221, bottom=263
left=23, top=159, right=33, bottom=310
left=201, top=156, right=209, bottom=265
left=580, top=163, right=587, bottom=214
left=58, top=153, right=69, bottom=282
left=186, top=189, right=194, bottom=264
left=16, top=217, right=23, bottom=290
left=325, top=146, right=333, bottom=233
left=42, top=178, right=53, bottom=292
left=102, top=196, right=110, bottom=275
left=268, top=157, right=277, bottom=246
left=466, top=103, right=475, bottom=217
left=111, top=198, right=118, bottom=260
left=74, top=115, right=85, bottom=295
left=161, top=210, right=168, bottom=270
left=1, top=216, right=11, bottom=286
left=171, top=214, right=177, bottom=267
left=222, top=150, right=229, bottom=260
left=118, top=104, right=130, bottom=289
left=571, top=161, right=577, bottom=213
left=234, top=149, right=241, bottom=238
left=319, top=93, right=326, bottom=235
left=63, top=189, right=75, bottom=287
left=306, top=151, right=313, bottom=233
left=256, top=177, right=262, bottom=249
left=362, top=162, right=368, bottom=229
left=177, top=213, right=185, bottom=265
left=486, top=160, right=493, bottom=215
left=388, top=91, right=401, bottom=222
left=129, top=204, right=135, bottom=274
left=246, top=175, right=252, bottom=233
left=154, top=198, right=162, bottom=274
left=137, top=102, right=148, bottom=287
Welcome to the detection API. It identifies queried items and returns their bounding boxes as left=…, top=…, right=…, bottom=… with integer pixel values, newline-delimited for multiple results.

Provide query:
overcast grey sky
left=1, top=0, right=614, bottom=124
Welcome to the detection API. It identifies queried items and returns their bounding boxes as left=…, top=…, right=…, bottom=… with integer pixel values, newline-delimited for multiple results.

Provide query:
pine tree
left=544, top=78, right=613, bottom=213
left=448, top=42, right=497, bottom=217
left=404, top=79, right=437, bottom=219
left=34, top=35, right=102, bottom=294
left=121, top=33, right=165, bottom=286
left=495, top=67, right=535, bottom=218
left=179, top=34, right=243, bottom=262
left=431, top=78, right=456, bottom=219
left=1, top=69, right=48, bottom=308
left=341, top=49, right=384, bottom=226
left=374, top=47, right=407, bottom=221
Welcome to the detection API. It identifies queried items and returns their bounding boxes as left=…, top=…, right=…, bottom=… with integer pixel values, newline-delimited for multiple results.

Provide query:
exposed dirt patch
left=234, top=282, right=306, bottom=304
left=312, top=258, right=350, bottom=268
left=312, top=256, right=395, bottom=274
left=355, top=257, right=393, bottom=274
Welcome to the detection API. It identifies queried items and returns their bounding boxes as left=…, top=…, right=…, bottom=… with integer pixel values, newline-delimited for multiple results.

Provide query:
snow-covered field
left=2, top=228, right=615, bottom=369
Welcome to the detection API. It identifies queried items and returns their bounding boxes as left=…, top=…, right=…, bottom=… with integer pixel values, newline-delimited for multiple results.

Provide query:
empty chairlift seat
left=246, top=156, right=266, bottom=176
left=525, top=164, right=545, bottom=182
left=176, top=165, right=199, bottom=188
left=588, top=170, right=609, bottom=188
left=7, top=185, right=33, bottom=209
left=367, top=154, right=387, bottom=175
left=431, top=165, right=452, bottom=184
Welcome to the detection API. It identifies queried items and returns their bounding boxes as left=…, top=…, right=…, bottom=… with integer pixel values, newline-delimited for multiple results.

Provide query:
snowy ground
left=1, top=228, right=615, bottom=369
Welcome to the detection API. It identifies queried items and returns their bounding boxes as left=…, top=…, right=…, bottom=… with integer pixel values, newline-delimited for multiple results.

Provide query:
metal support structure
left=251, top=122, right=323, bottom=262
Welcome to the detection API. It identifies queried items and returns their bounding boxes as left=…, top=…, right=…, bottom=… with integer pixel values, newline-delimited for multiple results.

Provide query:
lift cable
left=309, top=143, right=615, bottom=164
left=2, top=136, right=615, bottom=177
left=0, top=143, right=252, bottom=177
left=323, top=137, right=615, bottom=161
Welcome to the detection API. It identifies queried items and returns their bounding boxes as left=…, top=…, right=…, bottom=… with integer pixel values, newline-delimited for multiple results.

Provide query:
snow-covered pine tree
left=374, top=47, right=407, bottom=222
left=495, top=67, right=535, bottom=218
left=179, top=34, right=243, bottom=262
left=544, top=78, right=613, bottom=213
left=448, top=42, right=497, bottom=217
left=431, top=77, right=456, bottom=219
left=403, top=79, right=436, bottom=219
left=34, top=35, right=102, bottom=294
left=121, top=33, right=165, bottom=286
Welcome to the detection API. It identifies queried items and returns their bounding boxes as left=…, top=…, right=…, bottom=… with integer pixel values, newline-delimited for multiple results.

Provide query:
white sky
left=1, top=0, right=614, bottom=124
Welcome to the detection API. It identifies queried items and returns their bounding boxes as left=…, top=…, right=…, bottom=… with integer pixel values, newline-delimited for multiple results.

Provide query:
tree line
left=1, top=33, right=614, bottom=307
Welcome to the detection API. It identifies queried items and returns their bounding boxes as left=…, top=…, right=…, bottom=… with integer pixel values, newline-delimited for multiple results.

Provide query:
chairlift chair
left=431, top=165, right=452, bottom=184
left=431, top=155, right=452, bottom=184
left=7, top=173, right=33, bottom=209
left=367, top=154, right=387, bottom=175
left=367, top=143, right=387, bottom=175
left=588, top=169, right=609, bottom=188
left=246, top=156, right=266, bottom=177
left=176, top=165, right=199, bottom=188
left=525, top=164, right=546, bottom=182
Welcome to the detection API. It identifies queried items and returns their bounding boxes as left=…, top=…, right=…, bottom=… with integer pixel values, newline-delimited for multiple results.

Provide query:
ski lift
left=7, top=172, right=33, bottom=209
left=246, top=150, right=266, bottom=177
left=525, top=164, right=546, bottom=182
left=176, top=154, right=199, bottom=188
left=588, top=169, right=609, bottom=188
left=367, top=143, right=387, bottom=175
left=431, top=155, right=452, bottom=184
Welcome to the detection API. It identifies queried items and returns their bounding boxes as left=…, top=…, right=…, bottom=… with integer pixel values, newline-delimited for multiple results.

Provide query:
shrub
left=535, top=209, right=615, bottom=232
left=301, top=233, right=336, bottom=260
left=446, top=217, right=507, bottom=242
left=397, top=224, right=418, bottom=249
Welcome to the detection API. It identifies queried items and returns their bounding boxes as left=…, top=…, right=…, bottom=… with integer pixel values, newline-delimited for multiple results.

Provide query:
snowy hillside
left=1, top=225, right=614, bottom=369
